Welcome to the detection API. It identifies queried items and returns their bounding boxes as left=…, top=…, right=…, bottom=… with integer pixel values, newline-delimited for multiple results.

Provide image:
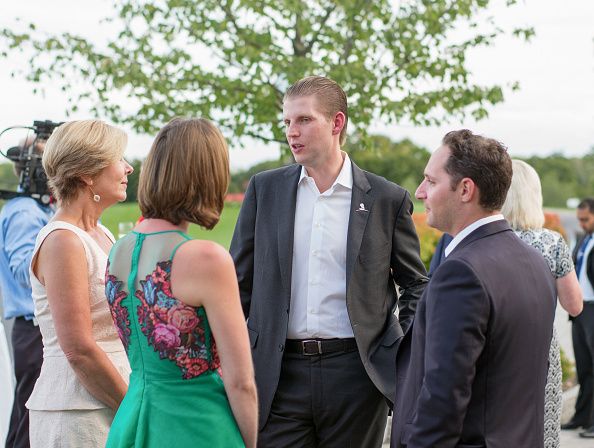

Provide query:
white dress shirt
left=444, top=214, right=505, bottom=258
left=287, top=154, right=354, bottom=339
left=578, top=235, right=594, bottom=301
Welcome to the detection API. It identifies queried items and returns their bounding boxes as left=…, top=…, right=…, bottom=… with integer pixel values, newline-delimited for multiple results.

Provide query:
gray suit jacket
left=230, top=162, right=428, bottom=429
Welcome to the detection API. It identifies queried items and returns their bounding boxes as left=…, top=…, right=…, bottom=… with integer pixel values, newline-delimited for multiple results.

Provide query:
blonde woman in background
left=502, top=159, right=583, bottom=448
left=27, top=120, right=132, bottom=447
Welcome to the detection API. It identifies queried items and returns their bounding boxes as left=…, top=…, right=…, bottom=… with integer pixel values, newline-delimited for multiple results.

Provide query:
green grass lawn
left=101, top=202, right=242, bottom=248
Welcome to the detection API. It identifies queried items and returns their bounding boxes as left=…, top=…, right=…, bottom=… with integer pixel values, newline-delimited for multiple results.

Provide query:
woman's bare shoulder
left=173, top=240, right=234, bottom=276
left=40, top=228, right=85, bottom=254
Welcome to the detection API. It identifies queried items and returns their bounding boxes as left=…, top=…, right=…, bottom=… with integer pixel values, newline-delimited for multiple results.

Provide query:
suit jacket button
left=278, top=344, right=284, bottom=352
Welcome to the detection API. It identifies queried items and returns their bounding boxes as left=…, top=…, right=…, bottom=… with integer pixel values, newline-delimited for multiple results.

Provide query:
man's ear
left=332, top=111, right=346, bottom=136
left=459, top=177, right=478, bottom=204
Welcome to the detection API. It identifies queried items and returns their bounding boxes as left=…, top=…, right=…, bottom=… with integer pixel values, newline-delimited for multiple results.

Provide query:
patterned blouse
left=514, top=228, right=574, bottom=278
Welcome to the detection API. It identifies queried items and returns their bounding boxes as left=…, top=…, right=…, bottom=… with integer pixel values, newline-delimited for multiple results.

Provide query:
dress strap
left=170, top=234, right=192, bottom=261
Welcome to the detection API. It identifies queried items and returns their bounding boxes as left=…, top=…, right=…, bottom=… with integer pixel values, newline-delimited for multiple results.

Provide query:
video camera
left=0, top=120, right=63, bottom=205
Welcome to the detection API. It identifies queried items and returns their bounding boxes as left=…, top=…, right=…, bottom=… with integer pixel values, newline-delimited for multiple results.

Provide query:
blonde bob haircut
left=501, top=159, right=545, bottom=230
left=42, top=120, right=127, bottom=204
left=138, top=118, right=229, bottom=229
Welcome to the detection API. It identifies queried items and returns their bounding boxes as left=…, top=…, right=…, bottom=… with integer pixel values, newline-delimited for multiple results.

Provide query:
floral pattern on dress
left=135, top=260, right=220, bottom=379
left=105, top=262, right=132, bottom=351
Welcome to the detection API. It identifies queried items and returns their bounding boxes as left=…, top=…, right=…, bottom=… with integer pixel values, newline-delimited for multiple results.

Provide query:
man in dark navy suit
left=392, top=130, right=557, bottom=448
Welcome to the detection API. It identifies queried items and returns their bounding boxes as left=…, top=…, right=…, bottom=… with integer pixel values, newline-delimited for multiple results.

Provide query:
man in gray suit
left=392, top=130, right=557, bottom=447
left=230, top=76, right=428, bottom=447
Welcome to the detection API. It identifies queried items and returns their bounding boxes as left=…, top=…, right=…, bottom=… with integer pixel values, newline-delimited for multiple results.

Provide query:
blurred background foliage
left=1, top=134, right=592, bottom=209
left=227, top=134, right=594, bottom=210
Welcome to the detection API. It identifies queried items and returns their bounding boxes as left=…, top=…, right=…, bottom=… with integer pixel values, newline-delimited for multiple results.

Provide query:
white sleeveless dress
left=26, top=221, right=130, bottom=447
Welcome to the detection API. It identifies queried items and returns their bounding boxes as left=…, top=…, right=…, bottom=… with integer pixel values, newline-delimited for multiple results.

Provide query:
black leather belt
left=285, top=338, right=357, bottom=356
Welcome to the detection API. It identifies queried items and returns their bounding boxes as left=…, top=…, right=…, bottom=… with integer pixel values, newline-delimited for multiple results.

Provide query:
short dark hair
left=442, top=129, right=512, bottom=211
left=284, top=75, right=348, bottom=145
left=578, top=198, right=594, bottom=213
left=138, top=118, right=229, bottom=229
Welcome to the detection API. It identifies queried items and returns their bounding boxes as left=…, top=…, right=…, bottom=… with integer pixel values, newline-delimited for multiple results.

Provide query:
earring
left=90, top=187, right=101, bottom=203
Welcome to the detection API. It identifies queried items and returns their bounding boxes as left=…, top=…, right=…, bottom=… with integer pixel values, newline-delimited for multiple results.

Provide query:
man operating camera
left=1, top=133, right=54, bottom=448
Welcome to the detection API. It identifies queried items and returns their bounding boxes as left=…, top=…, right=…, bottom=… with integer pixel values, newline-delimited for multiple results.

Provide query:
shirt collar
left=299, top=152, right=353, bottom=191
left=444, top=214, right=505, bottom=257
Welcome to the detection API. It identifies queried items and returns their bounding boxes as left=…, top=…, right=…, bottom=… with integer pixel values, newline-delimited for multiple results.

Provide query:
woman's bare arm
left=173, top=241, right=258, bottom=448
left=557, top=270, right=583, bottom=317
left=33, top=230, right=127, bottom=410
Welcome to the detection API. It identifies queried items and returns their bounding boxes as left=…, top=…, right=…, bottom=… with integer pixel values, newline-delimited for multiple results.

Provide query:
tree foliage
left=0, top=139, right=591, bottom=208
left=228, top=135, right=430, bottom=193
left=124, top=158, right=143, bottom=202
left=2, top=0, right=532, bottom=147
left=347, top=135, right=430, bottom=194
left=523, top=149, right=594, bottom=207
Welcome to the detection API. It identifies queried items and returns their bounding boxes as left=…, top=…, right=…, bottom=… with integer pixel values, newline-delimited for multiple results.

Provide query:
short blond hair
left=284, top=76, right=348, bottom=145
left=501, top=159, right=545, bottom=230
left=42, top=120, right=127, bottom=203
left=138, top=118, right=229, bottom=229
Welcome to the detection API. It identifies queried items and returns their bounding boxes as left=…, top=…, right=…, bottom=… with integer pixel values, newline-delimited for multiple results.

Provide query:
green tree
left=348, top=135, right=430, bottom=193
left=228, top=134, right=430, bottom=194
left=0, top=163, right=18, bottom=192
left=2, top=0, right=532, bottom=149
left=123, top=158, right=143, bottom=202
left=229, top=158, right=287, bottom=193
left=523, top=150, right=594, bottom=208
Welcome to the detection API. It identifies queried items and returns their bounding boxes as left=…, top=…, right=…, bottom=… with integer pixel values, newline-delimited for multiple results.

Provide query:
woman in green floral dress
left=105, top=118, right=257, bottom=448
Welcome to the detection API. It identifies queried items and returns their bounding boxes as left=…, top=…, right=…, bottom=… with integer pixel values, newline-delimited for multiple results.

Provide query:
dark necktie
left=576, top=234, right=592, bottom=279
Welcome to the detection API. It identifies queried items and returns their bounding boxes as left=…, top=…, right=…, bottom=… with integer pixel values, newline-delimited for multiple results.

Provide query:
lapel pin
left=357, top=203, right=367, bottom=212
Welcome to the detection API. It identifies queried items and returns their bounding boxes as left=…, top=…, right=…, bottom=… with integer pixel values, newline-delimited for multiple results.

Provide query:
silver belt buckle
left=301, top=339, right=322, bottom=356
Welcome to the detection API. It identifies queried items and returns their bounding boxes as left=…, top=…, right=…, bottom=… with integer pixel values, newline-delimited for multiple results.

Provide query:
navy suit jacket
left=392, top=220, right=556, bottom=448
left=428, top=233, right=453, bottom=276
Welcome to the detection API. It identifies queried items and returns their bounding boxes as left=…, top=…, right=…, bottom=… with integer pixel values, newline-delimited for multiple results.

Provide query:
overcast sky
left=1, top=0, right=593, bottom=170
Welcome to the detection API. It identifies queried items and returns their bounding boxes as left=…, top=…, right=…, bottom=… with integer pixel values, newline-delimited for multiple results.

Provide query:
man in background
left=563, top=198, right=594, bottom=438
left=1, top=137, right=53, bottom=448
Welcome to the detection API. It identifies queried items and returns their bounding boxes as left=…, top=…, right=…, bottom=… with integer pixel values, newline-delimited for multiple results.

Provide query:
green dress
left=105, top=230, right=244, bottom=447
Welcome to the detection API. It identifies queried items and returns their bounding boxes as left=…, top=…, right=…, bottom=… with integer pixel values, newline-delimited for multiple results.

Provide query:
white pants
left=29, top=407, right=115, bottom=448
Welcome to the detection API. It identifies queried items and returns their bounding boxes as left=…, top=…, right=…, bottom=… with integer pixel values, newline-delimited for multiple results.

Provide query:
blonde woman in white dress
left=27, top=120, right=132, bottom=447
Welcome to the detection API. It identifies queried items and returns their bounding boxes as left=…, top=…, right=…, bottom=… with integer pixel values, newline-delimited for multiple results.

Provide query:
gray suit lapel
left=277, top=165, right=301, bottom=296
left=346, top=163, right=374, bottom=291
